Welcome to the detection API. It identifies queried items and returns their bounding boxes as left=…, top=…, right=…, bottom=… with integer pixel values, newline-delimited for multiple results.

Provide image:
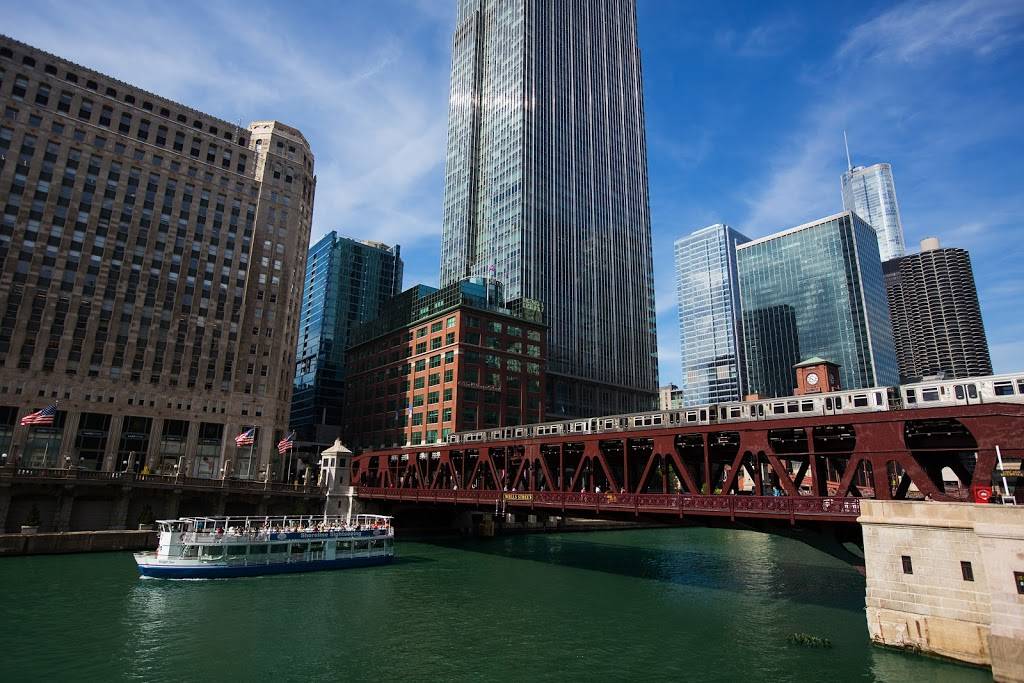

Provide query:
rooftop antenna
left=843, top=130, right=853, bottom=172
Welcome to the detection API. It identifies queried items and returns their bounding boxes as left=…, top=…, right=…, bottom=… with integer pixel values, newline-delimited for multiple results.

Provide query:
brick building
left=343, top=279, right=545, bottom=450
left=0, top=36, right=314, bottom=478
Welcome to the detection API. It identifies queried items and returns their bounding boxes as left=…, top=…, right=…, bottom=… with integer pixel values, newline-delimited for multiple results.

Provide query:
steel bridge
left=352, top=403, right=1024, bottom=524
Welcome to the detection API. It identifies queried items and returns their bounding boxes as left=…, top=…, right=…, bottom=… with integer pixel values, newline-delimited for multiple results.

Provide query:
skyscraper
left=674, top=224, right=750, bottom=406
left=439, top=0, right=658, bottom=418
left=737, top=212, right=899, bottom=397
left=291, top=233, right=402, bottom=444
left=883, top=237, right=992, bottom=380
left=0, top=36, right=315, bottom=478
left=841, top=161, right=906, bottom=262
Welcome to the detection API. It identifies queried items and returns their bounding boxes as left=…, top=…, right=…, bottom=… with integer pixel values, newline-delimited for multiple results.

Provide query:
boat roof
left=156, top=514, right=392, bottom=524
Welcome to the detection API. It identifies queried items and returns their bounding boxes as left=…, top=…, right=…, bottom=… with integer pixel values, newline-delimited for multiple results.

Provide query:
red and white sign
left=971, top=485, right=993, bottom=504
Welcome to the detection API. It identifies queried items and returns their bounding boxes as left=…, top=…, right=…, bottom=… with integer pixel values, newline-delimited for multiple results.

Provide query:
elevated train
left=445, top=373, right=1024, bottom=445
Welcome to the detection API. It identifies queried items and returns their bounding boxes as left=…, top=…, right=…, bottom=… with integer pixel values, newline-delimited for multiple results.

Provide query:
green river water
left=0, top=528, right=987, bottom=682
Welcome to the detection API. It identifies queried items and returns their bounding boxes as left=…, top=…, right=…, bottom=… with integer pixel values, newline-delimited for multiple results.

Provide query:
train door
left=953, top=383, right=979, bottom=405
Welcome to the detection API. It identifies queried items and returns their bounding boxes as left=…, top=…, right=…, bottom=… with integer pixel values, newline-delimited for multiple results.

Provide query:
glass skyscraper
left=737, top=212, right=899, bottom=397
left=841, top=162, right=906, bottom=262
left=438, top=0, right=659, bottom=418
left=291, top=233, right=402, bottom=444
left=674, top=224, right=750, bottom=406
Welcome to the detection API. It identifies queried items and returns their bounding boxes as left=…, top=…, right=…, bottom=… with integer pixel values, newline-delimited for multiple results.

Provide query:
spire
left=843, top=130, right=853, bottom=172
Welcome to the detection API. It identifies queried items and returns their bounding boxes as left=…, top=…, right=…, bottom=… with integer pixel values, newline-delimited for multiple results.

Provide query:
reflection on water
left=0, top=528, right=989, bottom=682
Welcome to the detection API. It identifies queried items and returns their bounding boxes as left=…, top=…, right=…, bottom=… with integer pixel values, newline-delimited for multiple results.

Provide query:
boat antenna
left=843, top=130, right=853, bottom=172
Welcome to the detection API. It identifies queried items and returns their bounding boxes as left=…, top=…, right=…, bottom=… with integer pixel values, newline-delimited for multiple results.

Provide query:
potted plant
left=21, top=504, right=41, bottom=534
left=137, top=504, right=156, bottom=531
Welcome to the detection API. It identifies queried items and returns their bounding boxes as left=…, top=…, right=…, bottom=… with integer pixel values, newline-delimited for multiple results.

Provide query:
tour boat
left=133, top=514, right=395, bottom=579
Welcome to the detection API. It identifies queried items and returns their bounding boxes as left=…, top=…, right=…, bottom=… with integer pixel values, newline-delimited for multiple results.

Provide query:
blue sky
left=5, top=0, right=1023, bottom=384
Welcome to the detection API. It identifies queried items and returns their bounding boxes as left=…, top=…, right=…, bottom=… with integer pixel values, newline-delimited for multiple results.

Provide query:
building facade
left=841, top=162, right=906, bottom=262
left=883, top=238, right=992, bottom=380
left=674, top=223, right=750, bottom=406
left=343, top=279, right=545, bottom=451
left=0, top=36, right=315, bottom=478
left=291, top=233, right=402, bottom=445
left=438, top=0, right=658, bottom=418
left=737, top=212, right=899, bottom=397
left=658, top=384, right=683, bottom=410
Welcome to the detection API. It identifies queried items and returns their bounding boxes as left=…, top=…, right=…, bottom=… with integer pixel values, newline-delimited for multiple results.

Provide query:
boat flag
left=20, top=403, right=57, bottom=426
left=235, top=426, right=256, bottom=447
left=277, top=431, right=295, bottom=454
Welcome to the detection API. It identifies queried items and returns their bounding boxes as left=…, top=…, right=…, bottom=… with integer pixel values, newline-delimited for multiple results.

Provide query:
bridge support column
left=109, top=486, right=131, bottom=530
left=166, top=490, right=182, bottom=520
left=0, top=477, right=11, bottom=533
left=861, top=500, right=1024, bottom=682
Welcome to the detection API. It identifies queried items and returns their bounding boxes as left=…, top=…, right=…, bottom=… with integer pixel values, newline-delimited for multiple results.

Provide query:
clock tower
left=793, top=357, right=841, bottom=396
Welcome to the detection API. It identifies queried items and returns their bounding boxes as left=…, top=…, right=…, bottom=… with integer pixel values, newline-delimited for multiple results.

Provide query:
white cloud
left=837, top=0, right=1024, bottom=64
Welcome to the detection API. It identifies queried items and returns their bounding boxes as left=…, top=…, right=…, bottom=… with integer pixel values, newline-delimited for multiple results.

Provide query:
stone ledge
left=0, top=530, right=156, bottom=556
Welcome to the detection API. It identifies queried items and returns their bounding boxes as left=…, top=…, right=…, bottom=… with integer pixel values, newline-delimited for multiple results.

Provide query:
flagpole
left=248, top=426, right=256, bottom=480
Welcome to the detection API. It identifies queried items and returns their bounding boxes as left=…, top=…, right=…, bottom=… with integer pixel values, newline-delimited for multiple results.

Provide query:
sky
left=4, top=0, right=1023, bottom=385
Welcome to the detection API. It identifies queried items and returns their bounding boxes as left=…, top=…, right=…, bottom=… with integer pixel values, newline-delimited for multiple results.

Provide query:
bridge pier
left=860, top=500, right=1024, bottom=682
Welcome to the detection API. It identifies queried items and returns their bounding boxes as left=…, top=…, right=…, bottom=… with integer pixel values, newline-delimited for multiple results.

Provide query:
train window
left=835, top=396, right=843, bottom=408
left=773, top=404, right=785, bottom=415
left=1018, top=379, right=1024, bottom=394
left=853, top=395, right=868, bottom=407
left=758, top=404, right=765, bottom=417
left=801, top=400, right=815, bottom=412
left=825, top=398, right=833, bottom=410
left=698, top=410, right=706, bottom=421
left=730, top=407, right=741, bottom=418
left=905, top=390, right=916, bottom=404
left=955, top=385, right=965, bottom=400
left=967, top=385, right=978, bottom=399
left=686, top=412, right=697, bottom=422
left=653, top=416, right=663, bottom=425
left=787, top=401, right=799, bottom=413
left=604, top=420, right=614, bottom=429
left=994, top=381, right=1015, bottom=396
left=921, top=388, right=940, bottom=402
left=875, top=392, right=883, bottom=405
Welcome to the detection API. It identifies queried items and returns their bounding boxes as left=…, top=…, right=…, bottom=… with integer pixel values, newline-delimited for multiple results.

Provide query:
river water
left=0, top=528, right=986, bottom=682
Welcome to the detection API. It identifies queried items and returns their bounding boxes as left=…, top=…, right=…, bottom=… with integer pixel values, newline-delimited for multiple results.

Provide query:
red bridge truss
left=352, top=403, right=1024, bottom=524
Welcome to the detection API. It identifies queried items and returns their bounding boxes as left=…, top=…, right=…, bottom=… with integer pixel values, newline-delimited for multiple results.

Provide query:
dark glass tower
left=439, top=0, right=659, bottom=418
left=291, top=233, right=402, bottom=444
left=883, top=238, right=992, bottom=381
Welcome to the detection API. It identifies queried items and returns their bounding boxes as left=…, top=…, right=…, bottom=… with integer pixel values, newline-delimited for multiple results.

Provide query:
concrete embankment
left=0, top=530, right=156, bottom=556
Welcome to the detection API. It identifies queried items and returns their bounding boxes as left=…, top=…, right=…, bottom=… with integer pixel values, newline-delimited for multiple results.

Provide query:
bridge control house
left=342, top=279, right=545, bottom=451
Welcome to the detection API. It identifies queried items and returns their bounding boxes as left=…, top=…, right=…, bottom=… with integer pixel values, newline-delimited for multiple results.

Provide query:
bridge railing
left=355, top=487, right=862, bottom=519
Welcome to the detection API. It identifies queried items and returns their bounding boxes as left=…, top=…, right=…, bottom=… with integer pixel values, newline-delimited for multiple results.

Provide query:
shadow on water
left=423, top=529, right=865, bottom=611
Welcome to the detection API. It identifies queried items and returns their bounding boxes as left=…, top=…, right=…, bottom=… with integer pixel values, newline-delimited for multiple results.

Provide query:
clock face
left=806, top=372, right=819, bottom=386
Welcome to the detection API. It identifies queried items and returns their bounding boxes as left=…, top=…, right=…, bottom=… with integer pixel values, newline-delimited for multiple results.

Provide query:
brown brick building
left=343, top=279, right=545, bottom=450
left=0, top=36, right=314, bottom=478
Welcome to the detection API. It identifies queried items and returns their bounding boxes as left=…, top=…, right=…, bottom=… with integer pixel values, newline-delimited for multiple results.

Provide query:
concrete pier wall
left=860, top=500, right=1024, bottom=682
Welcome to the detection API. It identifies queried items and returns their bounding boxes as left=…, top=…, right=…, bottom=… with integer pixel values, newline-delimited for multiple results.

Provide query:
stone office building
left=342, top=279, right=545, bottom=451
left=0, top=36, right=315, bottom=478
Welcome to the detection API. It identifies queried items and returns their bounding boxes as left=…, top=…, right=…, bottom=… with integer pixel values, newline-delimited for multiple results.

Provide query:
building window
left=960, top=561, right=974, bottom=582
left=446, top=316, right=456, bottom=328
left=901, top=555, right=912, bottom=575
left=430, top=321, right=443, bottom=333
left=1015, top=572, right=1024, bottom=595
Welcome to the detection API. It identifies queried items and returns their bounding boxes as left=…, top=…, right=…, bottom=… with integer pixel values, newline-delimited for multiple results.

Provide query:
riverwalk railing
left=354, top=486, right=862, bottom=521
left=4, top=465, right=325, bottom=496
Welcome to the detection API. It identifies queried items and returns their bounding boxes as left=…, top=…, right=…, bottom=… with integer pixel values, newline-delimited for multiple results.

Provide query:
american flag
left=21, top=403, right=57, bottom=426
left=235, top=427, right=256, bottom=447
left=277, top=431, right=295, bottom=454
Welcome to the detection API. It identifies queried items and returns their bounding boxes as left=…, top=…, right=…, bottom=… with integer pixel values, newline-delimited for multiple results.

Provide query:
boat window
left=853, top=395, right=869, bottom=407
left=994, top=381, right=1014, bottom=396
left=921, top=388, right=940, bottom=402
left=290, top=543, right=308, bottom=555
left=200, top=546, right=223, bottom=560
left=309, top=542, right=325, bottom=552
left=905, top=389, right=916, bottom=404
left=182, top=545, right=199, bottom=559
left=226, top=545, right=247, bottom=557
left=269, top=544, right=288, bottom=554
left=355, top=540, right=370, bottom=551
left=249, top=545, right=268, bottom=555
left=337, top=541, right=352, bottom=552
left=801, top=400, right=815, bottom=412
